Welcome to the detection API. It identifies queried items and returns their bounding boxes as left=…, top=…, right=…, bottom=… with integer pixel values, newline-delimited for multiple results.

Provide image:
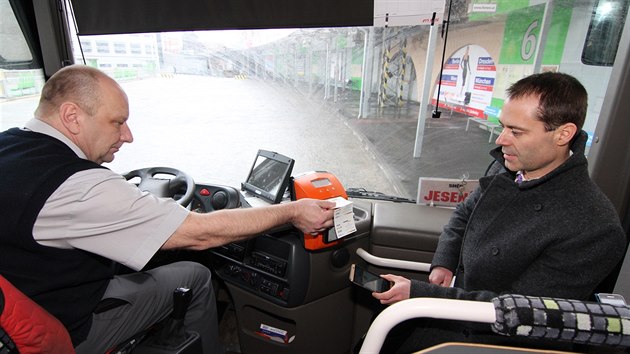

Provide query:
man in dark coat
left=372, top=72, right=627, bottom=352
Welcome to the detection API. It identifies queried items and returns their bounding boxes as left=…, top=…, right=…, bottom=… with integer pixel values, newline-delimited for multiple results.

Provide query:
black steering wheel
left=123, top=167, right=195, bottom=207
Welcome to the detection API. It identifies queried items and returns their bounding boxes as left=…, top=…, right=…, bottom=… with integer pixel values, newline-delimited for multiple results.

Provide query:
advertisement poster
left=431, top=44, right=496, bottom=118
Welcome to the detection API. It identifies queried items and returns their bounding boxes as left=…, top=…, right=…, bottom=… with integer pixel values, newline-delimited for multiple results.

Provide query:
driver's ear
left=59, top=102, right=81, bottom=135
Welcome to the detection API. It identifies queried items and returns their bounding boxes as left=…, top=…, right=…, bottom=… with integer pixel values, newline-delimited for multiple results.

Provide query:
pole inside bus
left=414, top=13, right=439, bottom=158
left=432, top=0, right=453, bottom=119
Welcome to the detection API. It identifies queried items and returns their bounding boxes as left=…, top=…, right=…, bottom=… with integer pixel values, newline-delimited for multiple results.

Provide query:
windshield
left=1, top=0, right=628, bottom=202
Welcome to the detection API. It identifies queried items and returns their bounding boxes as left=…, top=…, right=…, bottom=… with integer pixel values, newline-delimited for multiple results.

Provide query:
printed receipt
left=328, top=196, right=357, bottom=238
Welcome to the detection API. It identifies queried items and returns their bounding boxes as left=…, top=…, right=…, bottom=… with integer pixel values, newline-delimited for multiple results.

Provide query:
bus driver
left=0, top=64, right=335, bottom=354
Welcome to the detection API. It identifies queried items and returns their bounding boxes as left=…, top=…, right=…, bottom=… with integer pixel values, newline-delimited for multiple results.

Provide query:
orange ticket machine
left=291, top=171, right=348, bottom=251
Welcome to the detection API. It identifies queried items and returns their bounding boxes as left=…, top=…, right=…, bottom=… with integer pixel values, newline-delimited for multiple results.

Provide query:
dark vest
left=0, top=128, right=117, bottom=345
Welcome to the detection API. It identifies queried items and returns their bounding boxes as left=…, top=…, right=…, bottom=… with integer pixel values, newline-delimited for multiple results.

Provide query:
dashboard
left=189, top=183, right=242, bottom=213
left=161, top=177, right=447, bottom=354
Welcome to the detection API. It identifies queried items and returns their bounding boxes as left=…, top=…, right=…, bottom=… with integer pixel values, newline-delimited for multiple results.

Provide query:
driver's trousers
left=75, top=261, right=223, bottom=354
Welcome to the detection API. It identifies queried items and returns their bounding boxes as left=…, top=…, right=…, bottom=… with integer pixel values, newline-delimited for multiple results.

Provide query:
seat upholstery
left=492, top=294, right=630, bottom=348
left=0, top=275, right=75, bottom=354
left=359, top=294, right=630, bottom=353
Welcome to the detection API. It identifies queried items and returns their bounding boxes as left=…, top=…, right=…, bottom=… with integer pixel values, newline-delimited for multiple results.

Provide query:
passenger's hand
left=290, top=198, right=335, bottom=235
left=371, top=274, right=410, bottom=305
left=428, top=266, right=453, bottom=287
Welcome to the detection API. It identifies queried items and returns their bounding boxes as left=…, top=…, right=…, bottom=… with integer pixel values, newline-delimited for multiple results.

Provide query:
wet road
left=1, top=75, right=397, bottom=196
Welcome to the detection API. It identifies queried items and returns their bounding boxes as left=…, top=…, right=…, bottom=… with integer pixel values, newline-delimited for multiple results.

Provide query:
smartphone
left=595, top=293, right=628, bottom=307
left=349, top=264, right=391, bottom=293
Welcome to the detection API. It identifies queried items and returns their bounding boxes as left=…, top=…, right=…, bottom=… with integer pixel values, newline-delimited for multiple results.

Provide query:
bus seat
left=611, top=228, right=630, bottom=299
left=0, top=274, right=201, bottom=354
left=0, top=274, right=75, bottom=354
left=492, top=294, right=630, bottom=347
left=358, top=295, right=630, bottom=353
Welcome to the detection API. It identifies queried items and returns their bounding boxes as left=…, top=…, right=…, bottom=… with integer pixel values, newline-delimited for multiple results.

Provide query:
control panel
left=190, top=183, right=241, bottom=213
left=210, top=230, right=310, bottom=307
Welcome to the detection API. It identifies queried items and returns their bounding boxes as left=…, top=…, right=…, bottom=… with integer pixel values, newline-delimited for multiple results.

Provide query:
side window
left=0, top=0, right=34, bottom=66
left=582, top=0, right=629, bottom=66
left=0, top=0, right=44, bottom=104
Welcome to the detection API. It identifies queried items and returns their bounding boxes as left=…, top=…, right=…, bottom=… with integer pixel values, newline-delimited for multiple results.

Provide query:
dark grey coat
left=414, top=131, right=626, bottom=301
left=389, top=131, right=627, bottom=353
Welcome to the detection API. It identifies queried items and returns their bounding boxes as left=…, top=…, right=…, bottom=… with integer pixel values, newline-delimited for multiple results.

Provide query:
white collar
left=23, top=118, right=88, bottom=159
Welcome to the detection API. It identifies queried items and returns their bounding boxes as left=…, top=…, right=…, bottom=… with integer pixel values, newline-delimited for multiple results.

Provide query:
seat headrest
left=492, top=294, right=630, bottom=347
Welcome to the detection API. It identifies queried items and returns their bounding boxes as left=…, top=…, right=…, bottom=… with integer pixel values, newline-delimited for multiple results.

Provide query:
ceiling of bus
left=70, top=0, right=374, bottom=35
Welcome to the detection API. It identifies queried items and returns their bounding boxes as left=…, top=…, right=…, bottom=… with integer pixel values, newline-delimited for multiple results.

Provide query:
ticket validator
left=291, top=171, right=348, bottom=251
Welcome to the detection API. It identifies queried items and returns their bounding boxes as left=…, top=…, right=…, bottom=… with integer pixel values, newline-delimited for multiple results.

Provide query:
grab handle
left=356, top=248, right=431, bottom=272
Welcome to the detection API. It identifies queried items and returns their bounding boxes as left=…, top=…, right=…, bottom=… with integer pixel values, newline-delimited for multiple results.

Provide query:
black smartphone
left=349, top=264, right=391, bottom=292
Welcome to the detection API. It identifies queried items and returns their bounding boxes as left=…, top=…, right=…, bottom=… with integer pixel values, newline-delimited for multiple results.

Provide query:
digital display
left=242, top=150, right=294, bottom=204
left=247, top=156, right=288, bottom=196
left=311, top=178, right=331, bottom=188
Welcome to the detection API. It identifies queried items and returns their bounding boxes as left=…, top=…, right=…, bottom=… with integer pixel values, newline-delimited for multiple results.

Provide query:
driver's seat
left=0, top=274, right=74, bottom=353
left=0, top=274, right=201, bottom=354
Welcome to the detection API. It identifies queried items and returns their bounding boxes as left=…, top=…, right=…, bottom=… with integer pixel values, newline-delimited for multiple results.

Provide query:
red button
left=200, top=188, right=210, bottom=196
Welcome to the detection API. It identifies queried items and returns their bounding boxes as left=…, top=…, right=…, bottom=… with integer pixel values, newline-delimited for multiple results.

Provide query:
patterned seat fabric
left=492, top=294, right=630, bottom=347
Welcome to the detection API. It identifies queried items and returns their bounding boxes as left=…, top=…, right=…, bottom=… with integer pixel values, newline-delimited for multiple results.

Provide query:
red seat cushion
left=0, top=275, right=75, bottom=354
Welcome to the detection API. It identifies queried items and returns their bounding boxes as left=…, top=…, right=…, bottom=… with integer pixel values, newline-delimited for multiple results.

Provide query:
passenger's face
left=495, top=95, right=566, bottom=179
left=79, top=80, right=133, bottom=164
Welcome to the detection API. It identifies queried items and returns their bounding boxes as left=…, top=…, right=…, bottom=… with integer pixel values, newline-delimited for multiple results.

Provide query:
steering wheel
left=123, top=167, right=195, bottom=207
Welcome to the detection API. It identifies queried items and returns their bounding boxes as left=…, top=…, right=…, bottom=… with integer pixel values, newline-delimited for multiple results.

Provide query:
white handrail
left=356, top=247, right=432, bottom=272
left=359, top=298, right=496, bottom=354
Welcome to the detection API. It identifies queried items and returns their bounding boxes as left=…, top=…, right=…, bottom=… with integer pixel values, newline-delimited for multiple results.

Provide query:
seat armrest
left=359, top=298, right=495, bottom=353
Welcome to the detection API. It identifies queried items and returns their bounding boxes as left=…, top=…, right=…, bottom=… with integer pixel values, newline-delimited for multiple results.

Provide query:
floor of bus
left=217, top=286, right=241, bottom=353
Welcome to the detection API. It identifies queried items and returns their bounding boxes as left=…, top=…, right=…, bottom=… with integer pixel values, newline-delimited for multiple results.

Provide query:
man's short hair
left=36, top=65, right=105, bottom=117
left=506, top=72, right=587, bottom=131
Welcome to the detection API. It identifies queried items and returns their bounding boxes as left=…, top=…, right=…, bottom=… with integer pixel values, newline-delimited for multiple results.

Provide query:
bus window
left=582, top=0, right=629, bottom=66
left=1, top=0, right=629, bottom=202
left=0, top=0, right=45, bottom=128
left=0, top=0, right=33, bottom=65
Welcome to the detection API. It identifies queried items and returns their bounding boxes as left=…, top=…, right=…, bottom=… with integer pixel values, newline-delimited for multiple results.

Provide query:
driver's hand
left=290, top=198, right=335, bottom=235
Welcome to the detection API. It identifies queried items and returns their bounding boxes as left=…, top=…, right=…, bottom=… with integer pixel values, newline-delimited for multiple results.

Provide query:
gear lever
left=133, top=287, right=202, bottom=354
left=159, top=287, right=192, bottom=345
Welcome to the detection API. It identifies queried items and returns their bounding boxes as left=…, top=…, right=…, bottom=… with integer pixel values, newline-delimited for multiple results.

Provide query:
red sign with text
left=417, top=177, right=479, bottom=207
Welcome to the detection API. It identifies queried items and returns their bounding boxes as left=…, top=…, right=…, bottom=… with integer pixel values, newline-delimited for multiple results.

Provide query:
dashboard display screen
left=241, top=150, right=295, bottom=204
